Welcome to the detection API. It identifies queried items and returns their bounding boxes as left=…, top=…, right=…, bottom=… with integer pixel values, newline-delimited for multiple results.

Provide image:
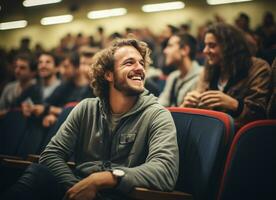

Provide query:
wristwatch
left=111, top=169, right=125, bottom=184
left=112, top=169, right=125, bottom=178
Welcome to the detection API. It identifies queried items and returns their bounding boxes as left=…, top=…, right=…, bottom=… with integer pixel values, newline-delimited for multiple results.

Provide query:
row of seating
left=0, top=103, right=77, bottom=158
left=0, top=107, right=275, bottom=199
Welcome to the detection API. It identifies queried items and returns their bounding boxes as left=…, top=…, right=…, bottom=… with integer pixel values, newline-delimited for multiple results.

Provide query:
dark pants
left=1, top=163, right=131, bottom=200
left=1, top=163, right=66, bottom=200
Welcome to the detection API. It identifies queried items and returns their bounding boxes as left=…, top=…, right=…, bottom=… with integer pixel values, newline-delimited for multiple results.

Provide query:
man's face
left=163, top=36, right=182, bottom=66
left=59, top=58, right=76, bottom=81
left=38, top=54, right=57, bottom=79
left=203, top=33, right=222, bottom=66
left=14, top=59, right=34, bottom=82
left=109, top=46, right=146, bottom=96
left=79, top=56, right=93, bottom=77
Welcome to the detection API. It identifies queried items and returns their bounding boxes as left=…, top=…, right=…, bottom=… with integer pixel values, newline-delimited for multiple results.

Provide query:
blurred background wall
left=0, top=0, right=275, bottom=50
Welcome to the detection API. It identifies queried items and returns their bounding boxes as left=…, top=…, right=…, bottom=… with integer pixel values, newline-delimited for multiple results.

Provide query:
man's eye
left=209, top=43, right=217, bottom=48
left=125, top=61, right=133, bottom=66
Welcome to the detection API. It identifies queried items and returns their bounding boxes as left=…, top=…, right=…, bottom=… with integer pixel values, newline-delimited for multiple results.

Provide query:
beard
left=113, top=71, right=144, bottom=97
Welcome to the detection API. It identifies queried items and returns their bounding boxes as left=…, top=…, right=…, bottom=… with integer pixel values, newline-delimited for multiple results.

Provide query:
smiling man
left=21, top=52, right=61, bottom=118
left=2, top=39, right=179, bottom=200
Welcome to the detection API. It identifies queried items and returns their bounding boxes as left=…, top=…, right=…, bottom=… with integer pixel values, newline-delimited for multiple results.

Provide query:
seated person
left=2, top=38, right=179, bottom=200
left=42, top=52, right=94, bottom=127
left=21, top=52, right=61, bottom=118
left=0, top=53, right=41, bottom=117
left=159, top=32, right=202, bottom=106
left=267, top=58, right=276, bottom=119
left=182, top=23, right=271, bottom=129
left=78, top=46, right=98, bottom=82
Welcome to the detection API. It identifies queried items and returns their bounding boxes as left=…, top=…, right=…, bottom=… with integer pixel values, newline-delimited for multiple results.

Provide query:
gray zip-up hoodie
left=39, top=90, right=179, bottom=194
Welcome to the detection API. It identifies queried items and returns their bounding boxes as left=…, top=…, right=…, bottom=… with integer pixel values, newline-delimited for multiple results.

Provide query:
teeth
left=132, top=76, right=142, bottom=81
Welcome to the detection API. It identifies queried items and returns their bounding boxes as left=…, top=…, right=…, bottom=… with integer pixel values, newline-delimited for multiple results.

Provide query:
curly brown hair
left=204, top=23, right=252, bottom=84
left=90, top=38, right=151, bottom=100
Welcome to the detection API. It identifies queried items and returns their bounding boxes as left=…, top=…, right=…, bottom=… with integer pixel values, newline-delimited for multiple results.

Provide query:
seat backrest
left=16, top=114, right=46, bottom=158
left=39, top=105, right=76, bottom=153
left=41, top=101, right=79, bottom=148
left=0, top=109, right=27, bottom=155
left=168, top=107, right=234, bottom=200
left=217, top=120, right=276, bottom=200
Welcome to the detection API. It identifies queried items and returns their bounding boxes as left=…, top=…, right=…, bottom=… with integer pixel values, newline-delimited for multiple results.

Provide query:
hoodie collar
left=99, top=89, right=158, bottom=120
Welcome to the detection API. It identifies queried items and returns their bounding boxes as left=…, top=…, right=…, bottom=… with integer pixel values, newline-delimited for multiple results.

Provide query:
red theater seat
left=217, top=120, right=276, bottom=200
left=130, top=107, right=234, bottom=200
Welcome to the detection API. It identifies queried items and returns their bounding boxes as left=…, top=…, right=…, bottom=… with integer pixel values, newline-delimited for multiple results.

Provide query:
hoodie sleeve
left=115, top=108, right=179, bottom=193
left=39, top=100, right=88, bottom=190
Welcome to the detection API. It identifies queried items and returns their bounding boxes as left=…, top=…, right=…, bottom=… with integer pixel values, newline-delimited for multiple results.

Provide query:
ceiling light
left=0, top=20, right=28, bottom=30
left=41, top=15, right=73, bottom=25
left=23, top=0, right=62, bottom=7
left=207, top=0, right=252, bottom=5
left=87, top=8, right=127, bottom=19
left=142, top=1, right=185, bottom=13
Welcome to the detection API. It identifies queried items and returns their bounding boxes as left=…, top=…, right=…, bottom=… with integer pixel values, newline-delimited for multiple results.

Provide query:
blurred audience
left=156, top=24, right=179, bottom=75
left=235, top=12, right=253, bottom=34
left=42, top=52, right=94, bottom=127
left=0, top=53, right=40, bottom=117
left=182, top=23, right=271, bottom=129
left=256, top=12, right=276, bottom=65
left=256, top=12, right=276, bottom=50
left=267, top=58, right=276, bottom=119
left=0, top=10, right=275, bottom=130
left=159, top=32, right=202, bottom=106
left=21, top=52, right=61, bottom=118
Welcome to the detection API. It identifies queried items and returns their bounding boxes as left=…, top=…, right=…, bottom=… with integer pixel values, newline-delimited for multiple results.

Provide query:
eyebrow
left=205, top=42, right=217, bottom=47
left=122, top=57, right=144, bottom=64
left=205, top=42, right=217, bottom=44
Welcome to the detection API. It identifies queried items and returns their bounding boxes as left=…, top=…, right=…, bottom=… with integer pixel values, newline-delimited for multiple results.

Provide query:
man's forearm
left=89, top=171, right=118, bottom=190
left=64, top=171, right=118, bottom=200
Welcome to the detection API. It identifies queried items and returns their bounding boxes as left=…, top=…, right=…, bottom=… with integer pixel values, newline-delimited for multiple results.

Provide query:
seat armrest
left=0, top=154, right=23, bottom=161
left=26, top=154, right=40, bottom=162
left=128, top=187, right=193, bottom=200
left=1, top=158, right=32, bottom=169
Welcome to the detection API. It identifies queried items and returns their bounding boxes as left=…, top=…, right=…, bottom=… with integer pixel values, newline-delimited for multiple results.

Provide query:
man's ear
left=181, top=45, right=190, bottom=57
left=105, top=71, right=113, bottom=82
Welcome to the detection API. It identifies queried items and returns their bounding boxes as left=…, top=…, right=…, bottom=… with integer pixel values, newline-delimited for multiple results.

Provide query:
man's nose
left=134, top=62, right=145, bottom=72
left=39, top=63, right=45, bottom=68
left=163, top=47, right=168, bottom=55
left=203, top=46, right=209, bottom=54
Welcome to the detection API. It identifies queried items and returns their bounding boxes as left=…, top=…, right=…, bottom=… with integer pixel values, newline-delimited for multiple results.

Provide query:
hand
left=199, top=90, right=238, bottom=111
left=181, top=91, right=201, bottom=107
left=42, top=114, right=57, bottom=127
left=32, top=105, right=45, bottom=116
left=49, top=106, right=62, bottom=115
left=63, top=171, right=117, bottom=200
left=21, top=102, right=34, bottom=117
left=64, top=175, right=98, bottom=200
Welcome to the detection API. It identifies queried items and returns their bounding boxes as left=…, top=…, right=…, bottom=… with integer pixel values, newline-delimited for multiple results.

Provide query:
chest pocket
left=119, top=132, right=137, bottom=144
left=112, top=131, right=137, bottom=160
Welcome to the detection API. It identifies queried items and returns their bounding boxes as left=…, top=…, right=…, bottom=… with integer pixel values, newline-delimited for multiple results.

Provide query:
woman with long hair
left=182, top=23, right=271, bottom=129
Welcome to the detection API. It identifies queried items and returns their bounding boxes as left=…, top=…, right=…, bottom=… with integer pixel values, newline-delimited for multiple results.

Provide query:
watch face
left=113, top=169, right=125, bottom=177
